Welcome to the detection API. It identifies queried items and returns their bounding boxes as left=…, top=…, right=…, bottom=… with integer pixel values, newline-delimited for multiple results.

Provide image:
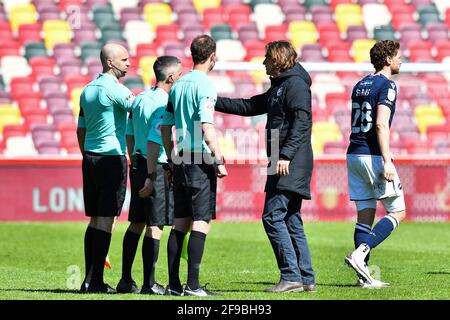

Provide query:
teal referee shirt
left=126, top=86, right=168, bottom=163
left=78, top=73, right=134, bottom=155
left=162, top=70, right=216, bottom=154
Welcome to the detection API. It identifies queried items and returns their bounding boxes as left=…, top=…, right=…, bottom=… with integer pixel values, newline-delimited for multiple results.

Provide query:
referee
left=77, top=43, right=134, bottom=294
left=116, top=56, right=182, bottom=294
left=161, top=35, right=227, bottom=297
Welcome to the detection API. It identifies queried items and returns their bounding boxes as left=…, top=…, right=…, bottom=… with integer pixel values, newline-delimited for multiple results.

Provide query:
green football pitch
left=0, top=221, right=448, bottom=300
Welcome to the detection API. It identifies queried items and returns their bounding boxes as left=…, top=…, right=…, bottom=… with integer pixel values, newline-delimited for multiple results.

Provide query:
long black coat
left=215, top=63, right=313, bottom=199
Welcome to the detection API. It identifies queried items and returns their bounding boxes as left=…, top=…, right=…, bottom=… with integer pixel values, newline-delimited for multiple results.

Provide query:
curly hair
left=370, top=40, right=400, bottom=72
left=265, top=41, right=298, bottom=73
left=191, top=34, right=216, bottom=65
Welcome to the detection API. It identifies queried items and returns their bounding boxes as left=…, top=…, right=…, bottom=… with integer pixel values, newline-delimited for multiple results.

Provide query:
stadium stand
left=0, top=0, right=448, bottom=156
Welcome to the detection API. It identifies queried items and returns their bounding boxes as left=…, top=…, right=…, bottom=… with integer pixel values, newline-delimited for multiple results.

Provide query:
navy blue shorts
left=82, top=152, right=127, bottom=217
left=172, top=162, right=217, bottom=221
left=128, top=154, right=173, bottom=226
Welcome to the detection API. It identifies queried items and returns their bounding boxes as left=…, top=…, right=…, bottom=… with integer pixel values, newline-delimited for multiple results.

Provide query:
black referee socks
left=90, top=228, right=112, bottom=287
left=187, top=231, right=207, bottom=290
left=83, top=226, right=96, bottom=281
left=142, top=236, right=160, bottom=287
left=167, top=229, right=186, bottom=289
left=121, top=230, right=141, bottom=282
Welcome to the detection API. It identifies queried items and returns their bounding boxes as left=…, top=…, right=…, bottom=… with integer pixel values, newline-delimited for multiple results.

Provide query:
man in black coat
left=215, top=40, right=316, bottom=293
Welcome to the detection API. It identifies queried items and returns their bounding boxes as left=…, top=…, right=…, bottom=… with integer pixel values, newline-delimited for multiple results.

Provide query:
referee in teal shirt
left=116, top=56, right=182, bottom=294
left=77, top=43, right=134, bottom=294
left=161, top=35, right=227, bottom=296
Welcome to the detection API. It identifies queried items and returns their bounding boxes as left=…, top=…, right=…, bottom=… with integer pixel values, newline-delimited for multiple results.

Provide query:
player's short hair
left=191, top=34, right=216, bottom=65
left=370, top=40, right=400, bottom=72
left=265, top=41, right=298, bottom=73
left=153, top=56, right=181, bottom=82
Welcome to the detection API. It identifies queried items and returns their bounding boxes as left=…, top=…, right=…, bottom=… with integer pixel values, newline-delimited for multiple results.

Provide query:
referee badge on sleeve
left=127, top=94, right=135, bottom=105
left=205, top=97, right=216, bottom=114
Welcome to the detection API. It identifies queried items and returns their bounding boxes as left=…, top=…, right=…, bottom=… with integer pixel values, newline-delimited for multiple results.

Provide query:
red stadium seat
left=243, top=40, right=266, bottom=61
left=135, top=43, right=159, bottom=60
left=408, top=39, right=433, bottom=52
left=10, top=77, right=35, bottom=101
left=59, top=0, right=84, bottom=11
left=436, top=40, right=450, bottom=62
left=29, top=56, right=56, bottom=81
left=264, top=25, right=288, bottom=43
left=2, top=124, right=29, bottom=141
left=317, top=22, right=341, bottom=47
left=386, top=2, right=415, bottom=15
left=17, top=96, right=43, bottom=114
left=64, top=75, right=91, bottom=94
left=326, top=41, right=352, bottom=62
left=426, top=124, right=450, bottom=144
left=18, top=23, right=42, bottom=46
left=325, top=92, right=349, bottom=114
left=391, top=9, right=415, bottom=31
left=0, top=41, right=20, bottom=58
left=408, top=40, right=434, bottom=62
left=203, top=7, right=225, bottom=30
left=57, top=121, right=77, bottom=132
left=330, top=0, right=354, bottom=11
left=155, top=24, right=180, bottom=48
left=22, top=108, right=49, bottom=127
left=60, top=130, right=79, bottom=150
left=225, top=4, right=251, bottom=31
left=0, top=21, right=14, bottom=42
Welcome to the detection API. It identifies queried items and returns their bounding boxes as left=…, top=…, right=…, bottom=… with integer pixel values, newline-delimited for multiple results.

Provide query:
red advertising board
left=0, top=157, right=449, bottom=221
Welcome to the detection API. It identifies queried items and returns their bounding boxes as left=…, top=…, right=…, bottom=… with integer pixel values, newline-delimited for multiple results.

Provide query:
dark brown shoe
left=264, top=280, right=304, bottom=293
left=303, top=284, right=317, bottom=292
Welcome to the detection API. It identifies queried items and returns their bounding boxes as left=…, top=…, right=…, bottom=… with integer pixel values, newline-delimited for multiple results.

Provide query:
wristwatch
left=147, top=172, right=157, bottom=181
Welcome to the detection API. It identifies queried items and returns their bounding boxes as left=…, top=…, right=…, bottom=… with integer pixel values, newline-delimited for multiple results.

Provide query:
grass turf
left=0, top=221, right=448, bottom=300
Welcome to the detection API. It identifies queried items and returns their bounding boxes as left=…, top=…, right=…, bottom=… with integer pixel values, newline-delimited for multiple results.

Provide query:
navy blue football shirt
left=347, top=73, right=397, bottom=156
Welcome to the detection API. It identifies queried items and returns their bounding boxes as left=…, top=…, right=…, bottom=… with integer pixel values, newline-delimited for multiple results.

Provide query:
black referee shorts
left=82, top=151, right=127, bottom=217
left=128, top=154, right=173, bottom=226
left=172, top=160, right=217, bottom=221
